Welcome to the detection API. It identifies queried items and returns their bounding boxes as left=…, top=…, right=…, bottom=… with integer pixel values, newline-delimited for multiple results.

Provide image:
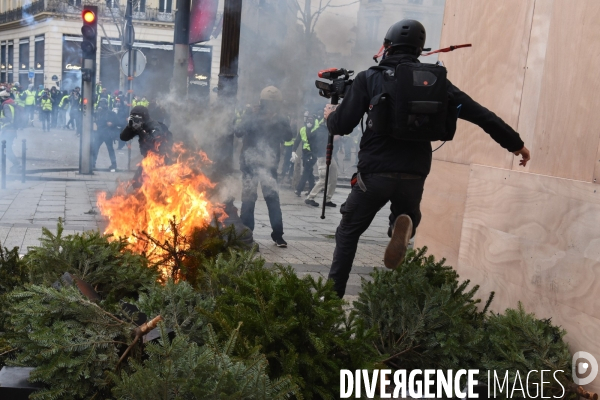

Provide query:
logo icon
left=573, top=351, right=598, bottom=386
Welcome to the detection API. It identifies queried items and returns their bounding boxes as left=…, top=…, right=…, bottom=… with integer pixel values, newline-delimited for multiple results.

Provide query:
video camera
left=315, top=68, right=354, bottom=102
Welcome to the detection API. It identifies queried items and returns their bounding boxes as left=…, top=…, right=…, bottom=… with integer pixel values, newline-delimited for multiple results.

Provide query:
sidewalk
left=1, top=128, right=390, bottom=302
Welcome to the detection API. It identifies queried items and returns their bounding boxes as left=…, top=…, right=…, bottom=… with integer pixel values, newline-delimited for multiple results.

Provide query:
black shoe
left=294, top=190, right=302, bottom=197
left=305, top=199, right=319, bottom=207
left=325, top=201, right=337, bottom=207
left=384, top=215, right=413, bottom=270
left=274, top=238, right=287, bottom=248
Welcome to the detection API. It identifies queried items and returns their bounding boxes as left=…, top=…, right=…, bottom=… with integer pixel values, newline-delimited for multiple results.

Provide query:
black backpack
left=367, top=61, right=458, bottom=142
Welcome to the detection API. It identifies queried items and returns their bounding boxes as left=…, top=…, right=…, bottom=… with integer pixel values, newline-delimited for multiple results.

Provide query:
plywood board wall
left=432, top=0, right=533, bottom=169
left=457, top=164, right=600, bottom=390
left=414, top=160, right=470, bottom=267
left=511, top=0, right=555, bottom=172
left=526, top=0, right=600, bottom=182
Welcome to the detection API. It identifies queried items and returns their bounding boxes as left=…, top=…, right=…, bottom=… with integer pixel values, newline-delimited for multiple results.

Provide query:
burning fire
left=97, top=142, right=226, bottom=278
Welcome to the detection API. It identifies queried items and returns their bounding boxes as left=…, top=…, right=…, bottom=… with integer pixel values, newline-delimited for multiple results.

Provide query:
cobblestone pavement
left=1, top=126, right=392, bottom=303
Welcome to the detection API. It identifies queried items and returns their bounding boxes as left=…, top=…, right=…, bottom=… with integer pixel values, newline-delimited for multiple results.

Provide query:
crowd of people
left=0, top=79, right=161, bottom=173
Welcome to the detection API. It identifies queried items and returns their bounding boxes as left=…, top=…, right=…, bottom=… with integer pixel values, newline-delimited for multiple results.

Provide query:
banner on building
left=189, top=0, right=218, bottom=44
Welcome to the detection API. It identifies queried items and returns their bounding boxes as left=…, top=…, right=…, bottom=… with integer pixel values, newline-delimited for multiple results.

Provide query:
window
left=106, top=0, right=119, bottom=8
left=19, top=39, right=29, bottom=70
left=34, top=36, right=44, bottom=70
left=7, top=43, right=13, bottom=82
left=68, top=0, right=82, bottom=6
left=134, top=0, right=146, bottom=12
left=366, top=16, right=380, bottom=43
left=159, top=0, right=172, bottom=13
left=1, top=44, right=5, bottom=83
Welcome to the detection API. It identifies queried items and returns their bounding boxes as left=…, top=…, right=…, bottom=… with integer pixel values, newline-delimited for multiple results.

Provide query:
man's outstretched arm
left=449, top=81, right=530, bottom=166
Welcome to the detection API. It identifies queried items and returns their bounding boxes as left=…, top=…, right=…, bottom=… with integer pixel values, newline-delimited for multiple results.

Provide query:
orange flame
left=97, top=142, right=226, bottom=278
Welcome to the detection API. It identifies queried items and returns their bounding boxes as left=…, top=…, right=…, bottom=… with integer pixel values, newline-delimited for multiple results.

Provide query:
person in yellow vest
left=94, top=88, right=112, bottom=109
left=278, top=112, right=296, bottom=184
left=40, top=91, right=53, bottom=132
left=95, top=81, right=102, bottom=96
left=36, top=85, right=45, bottom=105
left=0, top=90, right=21, bottom=172
left=21, top=84, right=36, bottom=126
left=294, top=111, right=320, bottom=196
left=58, top=91, right=70, bottom=129
left=138, top=96, right=149, bottom=107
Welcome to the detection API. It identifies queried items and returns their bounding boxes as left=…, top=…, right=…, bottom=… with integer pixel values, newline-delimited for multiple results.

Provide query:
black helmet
left=384, top=19, right=426, bottom=54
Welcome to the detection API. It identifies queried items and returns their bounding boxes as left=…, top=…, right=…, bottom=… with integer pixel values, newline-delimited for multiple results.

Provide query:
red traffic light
left=82, top=10, right=96, bottom=23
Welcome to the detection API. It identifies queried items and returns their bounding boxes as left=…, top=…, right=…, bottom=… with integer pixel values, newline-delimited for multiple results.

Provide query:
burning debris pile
left=97, top=142, right=227, bottom=277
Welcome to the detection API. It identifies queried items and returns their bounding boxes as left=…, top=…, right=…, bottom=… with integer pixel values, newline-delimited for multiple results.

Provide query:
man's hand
left=513, top=146, right=531, bottom=166
left=323, top=104, right=338, bottom=120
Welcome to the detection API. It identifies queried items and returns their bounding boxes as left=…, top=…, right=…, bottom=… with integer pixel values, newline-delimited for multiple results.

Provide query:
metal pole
left=21, top=139, right=26, bottom=183
left=1, top=140, right=6, bottom=190
left=217, top=0, right=242, bottom=99
left=216, top=0, right=242, bottom=176
left=80, top=57, right=94, bottom=174
left=125, top=0, right=135, bottom=111
left=172, top=0, right=191, bottom=97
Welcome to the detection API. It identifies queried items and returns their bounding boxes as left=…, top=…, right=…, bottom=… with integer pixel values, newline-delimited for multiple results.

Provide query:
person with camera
left=324, top=19, right=531, bottom=298
left=120, top=105, right=173, bottom=187
left=234, top=86, right=293, bottom=248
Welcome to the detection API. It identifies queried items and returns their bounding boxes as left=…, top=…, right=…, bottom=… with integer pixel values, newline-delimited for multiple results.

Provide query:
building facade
left=0, top=0, right=223, bottom=100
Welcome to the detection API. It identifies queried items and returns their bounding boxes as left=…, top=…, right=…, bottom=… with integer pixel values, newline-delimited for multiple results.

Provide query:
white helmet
left=0, top=90, right=11, bottom=100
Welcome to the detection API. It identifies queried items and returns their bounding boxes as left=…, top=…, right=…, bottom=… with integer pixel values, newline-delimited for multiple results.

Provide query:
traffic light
left=81, top=6, right=97, bottom=59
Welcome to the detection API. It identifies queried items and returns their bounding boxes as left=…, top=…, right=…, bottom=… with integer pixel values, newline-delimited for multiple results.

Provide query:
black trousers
left=51, top=107, right=58, bottom=128
left=296, top=153, right=316, bottom=193
left=328, top=173, right=425, bottom=297
left=41, top=111, right=51, bottom=131
left=91, top=131, right=117, bottom=169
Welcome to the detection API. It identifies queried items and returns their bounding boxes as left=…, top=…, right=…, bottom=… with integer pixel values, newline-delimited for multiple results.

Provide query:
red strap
left=421, top=44, right=472, bottom=57
left=373, top=45, right=385, bottom=62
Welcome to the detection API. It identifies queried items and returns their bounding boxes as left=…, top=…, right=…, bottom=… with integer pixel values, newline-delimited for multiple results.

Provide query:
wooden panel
left=512, top=0, right=555, bottom=171
left=457, top=164, right=600, bottom=390
left=433, top=0, right=534, bottom=169
left=455, top=262, right=600, bottom=393
left=528, top=0, right=600, bottom=181
left=414, top=160, right=470, bottom=267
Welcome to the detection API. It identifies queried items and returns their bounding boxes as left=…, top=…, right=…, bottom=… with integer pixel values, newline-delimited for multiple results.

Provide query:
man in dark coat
left=325, top=19, right=531, bottom=298
left=92, top=99, right=120, bottom=171
left=234, top=86, right=294, bottom=248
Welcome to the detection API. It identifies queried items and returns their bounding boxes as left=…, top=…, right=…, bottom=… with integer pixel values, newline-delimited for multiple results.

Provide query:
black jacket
left=234, top=109, right=293, bottom=171
left=97, top=110, right=123, bottom=139
left=327, top=54, right=525, bottom=176
left=120, top=120, right=173, bottom=157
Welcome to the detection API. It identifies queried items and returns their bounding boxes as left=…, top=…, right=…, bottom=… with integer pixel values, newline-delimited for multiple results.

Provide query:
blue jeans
left=240, top=167, right=284, bottom=241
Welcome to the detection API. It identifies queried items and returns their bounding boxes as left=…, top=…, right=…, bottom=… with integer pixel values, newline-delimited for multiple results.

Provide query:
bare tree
left=288, top=0, right=359, bottom=52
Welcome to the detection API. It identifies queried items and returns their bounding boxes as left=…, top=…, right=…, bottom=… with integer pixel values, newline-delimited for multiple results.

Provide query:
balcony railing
left=0, top=0, right=175, bottom=25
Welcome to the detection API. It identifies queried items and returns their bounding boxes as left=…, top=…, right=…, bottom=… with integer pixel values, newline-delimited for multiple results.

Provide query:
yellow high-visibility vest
left=41, top=98, right=52, bottom=111
left=298, top=119, right=321, bottom=151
